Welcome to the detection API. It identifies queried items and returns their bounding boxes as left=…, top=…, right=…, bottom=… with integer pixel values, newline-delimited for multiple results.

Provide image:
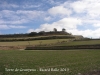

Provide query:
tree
left=29, top=32, right=37, bottom=36
left=53, top=28, right=57, bottom=32
left=38, top=31, right=45, bottom=35
left=62, top=28, right=66, bottom=32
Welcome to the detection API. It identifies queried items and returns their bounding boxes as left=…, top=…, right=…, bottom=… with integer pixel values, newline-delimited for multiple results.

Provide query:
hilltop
left=0, top=28, right=84, bottom=50
left=0, top=28, right=83, bottom=42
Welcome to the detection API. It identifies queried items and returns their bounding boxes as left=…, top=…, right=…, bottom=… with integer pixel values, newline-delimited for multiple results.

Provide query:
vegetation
left=0, top=28, right=100, bottom=75
left=0, top=39, right=70, bottom=46
left=25, top=44, right=100, bottom=50
left=0, top=50, right=100, bottom=75
left=24, top=39, right=100, bottom=50
left=62, top=28, right=66, bottom=32
left=57, top=40, right=100, bottom=46
left=0, top=35, right=75, bottom=42
left=0, top=28, right=71, bottom=38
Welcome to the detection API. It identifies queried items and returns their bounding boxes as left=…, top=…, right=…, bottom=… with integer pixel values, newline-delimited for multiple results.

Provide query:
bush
left=25, top=44, right=100, bottom=50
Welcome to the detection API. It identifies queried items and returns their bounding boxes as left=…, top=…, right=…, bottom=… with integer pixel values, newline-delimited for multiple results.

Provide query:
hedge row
left=0, top=31, right=71, bottom=38
left=74, top=38, right=100, bottom=41
left=25, top=44, right=100, bottom=50
left=0, top=36, right=75, bottom=42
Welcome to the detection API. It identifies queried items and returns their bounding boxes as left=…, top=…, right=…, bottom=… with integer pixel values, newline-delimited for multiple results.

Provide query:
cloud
left=28, top=17, right=82, bottom=32
left=0, top=1, right=42, bottom=9
left=71, top=0, right=87, bottom=13
left=9, top=25, right=26, bottom=28
left=27, top=29, right=34, bottom=33
left=0, top=10, right=45, bottom=25
left=27, top=16, right=100, bottom=38
left=0, top=25, right=26, bottom=30
left=16, top=10, right=44, bottom=20
left=48, top=6, right=72, bottom=16
left=22, top=3, right=41, bottom=9
left=93, top=23, right=100, bottom=27
left=71, top=0, right=100, bottom=18
left=47, top=0, right=55, bottom=4
left=0, top=1, right=19, bottom=9
left=0, top=10, right=15, bottom=19
left=68, top=28, right=100, bottom=38
left=0, top=25, right=9, bottom=30
left=44, top=16, right=52, bottom=21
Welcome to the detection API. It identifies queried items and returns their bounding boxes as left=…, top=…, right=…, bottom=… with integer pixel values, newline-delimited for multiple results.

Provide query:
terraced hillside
left=0, top=34, right=83, bottom=50
left=25, top=38, right=100, bottom=50
left=53, top=39, right=100, bottom=46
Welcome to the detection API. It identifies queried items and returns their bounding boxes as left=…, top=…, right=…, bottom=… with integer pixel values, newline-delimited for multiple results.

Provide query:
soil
left=0, top=45, right=26, bottom=50
left=78, top=70, right=100, bottom=75
left=84, top=70, right=100, bottom=75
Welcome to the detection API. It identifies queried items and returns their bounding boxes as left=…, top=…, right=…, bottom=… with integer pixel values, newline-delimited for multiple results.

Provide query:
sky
left=0, top=0, right=100, bottom=38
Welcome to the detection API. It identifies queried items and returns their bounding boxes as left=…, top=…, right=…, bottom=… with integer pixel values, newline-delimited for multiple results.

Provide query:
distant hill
left=0, top=28, right=84, bottom=42
left=0, top=31, right=71, bottom=38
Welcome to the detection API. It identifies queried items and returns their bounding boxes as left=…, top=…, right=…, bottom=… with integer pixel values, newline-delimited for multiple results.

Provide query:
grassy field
left=55, top=40, right=100, bottom=46
left=0, top=39, right=70, bottom=46
left=0, top=50, right=100, bottom=75
left=0, top=35, right=73, bottom=39
left=1, top=39, right=100, bottom=47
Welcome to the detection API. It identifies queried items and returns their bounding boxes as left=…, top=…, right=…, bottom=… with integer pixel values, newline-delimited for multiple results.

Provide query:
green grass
left=0, top=35, right=73, bottom=40
left=0, top=50, right=100, bottom=75
left=55, top=40, right=100, bottom=46
left=0, top=39, right=70, bottom=46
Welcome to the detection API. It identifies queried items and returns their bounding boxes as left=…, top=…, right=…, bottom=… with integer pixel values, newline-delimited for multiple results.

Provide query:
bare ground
left=83, top=70, right=100, bottom=75
left=0, top=45, right=26, bottom=50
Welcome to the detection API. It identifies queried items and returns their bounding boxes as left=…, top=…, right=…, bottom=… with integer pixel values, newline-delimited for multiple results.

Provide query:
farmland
left=0, top=50, right=100, bottom=75
left=54, top=39, right=100, bottom=46
left=0, top=39, right=70, bottom=46
left=0, top=32, right=100, bottom=75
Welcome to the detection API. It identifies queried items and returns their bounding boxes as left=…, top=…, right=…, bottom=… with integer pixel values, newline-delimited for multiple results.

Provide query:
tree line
left=0, top=28, right=71, bottom=38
